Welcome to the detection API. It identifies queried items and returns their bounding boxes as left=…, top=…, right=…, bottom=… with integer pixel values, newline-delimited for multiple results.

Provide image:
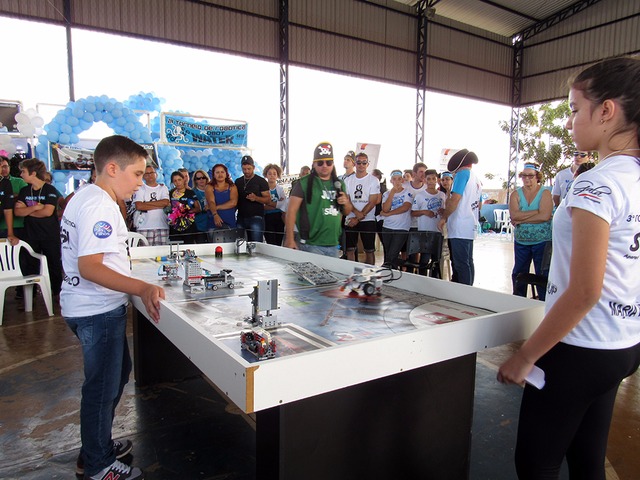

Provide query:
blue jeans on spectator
left=65, top=304, right=131, bottom=477
left=237, top=215, right=264, bottom=242
left=299, top=243, right=341, bottom=258
left=512, top=241, right=549, bottom=300
left=449, top=238, right=475, bottom=285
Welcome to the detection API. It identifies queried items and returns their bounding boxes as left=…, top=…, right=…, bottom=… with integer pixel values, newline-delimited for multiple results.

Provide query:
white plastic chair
left=0, top=240, right=54, bottom=325
left=127, top=232, right=150, bottom=248
left=493, top=209, right=504, bottom=231
left=500, top=210, right=513, bottom=240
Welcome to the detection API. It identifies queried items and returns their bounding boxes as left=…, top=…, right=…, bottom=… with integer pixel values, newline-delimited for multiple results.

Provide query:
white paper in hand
left=525, top=365, right=545, bottom=390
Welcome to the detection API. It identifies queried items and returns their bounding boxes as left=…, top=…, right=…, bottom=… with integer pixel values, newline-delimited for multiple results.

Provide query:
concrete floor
left=0, top=234, right=638, bottom=479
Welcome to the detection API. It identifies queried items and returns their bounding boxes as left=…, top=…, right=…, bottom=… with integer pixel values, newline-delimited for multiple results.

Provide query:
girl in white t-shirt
left=498, top=57, right=640, bottom=478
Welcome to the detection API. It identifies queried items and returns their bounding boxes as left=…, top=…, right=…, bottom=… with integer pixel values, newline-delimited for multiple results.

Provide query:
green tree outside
left=494, top=100, right=581, bottom=188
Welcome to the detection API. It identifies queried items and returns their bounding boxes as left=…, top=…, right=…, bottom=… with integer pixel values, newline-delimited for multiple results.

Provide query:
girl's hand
left=497, top=351, right=534, bottom=386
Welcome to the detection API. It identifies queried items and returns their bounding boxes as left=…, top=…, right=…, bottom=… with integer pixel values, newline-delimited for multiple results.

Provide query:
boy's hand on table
left=141, top=284, right=166, bottom=323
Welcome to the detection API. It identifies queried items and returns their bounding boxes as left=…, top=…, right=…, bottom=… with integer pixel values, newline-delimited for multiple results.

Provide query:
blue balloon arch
left=36, top=92, right=249, bottom=195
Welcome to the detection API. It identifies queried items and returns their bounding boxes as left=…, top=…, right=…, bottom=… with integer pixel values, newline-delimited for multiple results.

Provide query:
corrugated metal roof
left=393, top=0, right=582, bottom=37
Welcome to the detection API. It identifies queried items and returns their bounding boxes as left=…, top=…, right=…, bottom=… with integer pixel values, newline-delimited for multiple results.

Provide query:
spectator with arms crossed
left=132, top=164, right=170, bottom=246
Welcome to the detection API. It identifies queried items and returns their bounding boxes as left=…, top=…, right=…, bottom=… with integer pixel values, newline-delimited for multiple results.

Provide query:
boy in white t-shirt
left=61, top=135, right=165, bottom=480
left=412, top=169, right=446, bottom=276
left=379, top=170, right=413, bottom=268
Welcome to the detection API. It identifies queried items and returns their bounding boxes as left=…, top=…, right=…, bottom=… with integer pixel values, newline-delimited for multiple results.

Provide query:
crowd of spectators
left=0, top=143, right=599, bottom=299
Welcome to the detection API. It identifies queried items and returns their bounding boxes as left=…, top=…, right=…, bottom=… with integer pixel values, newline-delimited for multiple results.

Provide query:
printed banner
left=356, top=143, right=381, bottom=172
left=163, top=114, right=248, bottom=147
left=50, top=143, right=95, bottom=170
left=440, top=148, right=461, bottom=171
left=51, top=142, right=158, bottom=170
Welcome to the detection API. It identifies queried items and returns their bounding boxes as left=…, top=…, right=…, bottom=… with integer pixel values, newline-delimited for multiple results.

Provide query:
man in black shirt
left=234, top=155, right=270, bottom=242
left=0, top=175, right=18, bottom=244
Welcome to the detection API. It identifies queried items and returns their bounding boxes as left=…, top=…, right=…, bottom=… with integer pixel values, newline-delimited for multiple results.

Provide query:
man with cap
left=285, top=142, right=352, bottom=257
left=344, top=151, right=381, bottom=265
left=235, top=155, right=270, bottom=242
left=437, top=149, right=482, bottom=285
left=340, top=151, right=356, bottom=180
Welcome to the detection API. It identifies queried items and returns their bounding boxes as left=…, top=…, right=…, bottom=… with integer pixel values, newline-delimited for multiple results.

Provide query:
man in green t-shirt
left=285, top=142, right=352, bottom=257
left=0, top=156, right=27, bottom=236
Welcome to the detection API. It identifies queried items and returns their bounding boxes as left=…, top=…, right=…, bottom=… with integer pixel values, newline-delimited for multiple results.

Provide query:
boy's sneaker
left=85, top=460, right=143, bottom=480
left=76, top=439, right=133, bottom=476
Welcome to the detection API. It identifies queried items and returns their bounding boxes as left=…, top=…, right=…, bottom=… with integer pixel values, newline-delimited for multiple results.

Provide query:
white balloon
left=1, top=143, right=16, bottom=155
left=15, top=112, right=29, bottom=124
left=25, top=108, right=38, bottom=118
left=32, top=116, right=45, bottom=128
left=19, top=125, right=36, bottom=137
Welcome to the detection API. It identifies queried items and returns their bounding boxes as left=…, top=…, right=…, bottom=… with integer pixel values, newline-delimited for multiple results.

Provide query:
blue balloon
left=55, top=114, right=66, bottom=124
left=116, top=117, right=127, bottom=127
left=58, top=133, right=70, bottom=144
left=60, top=124, right=72, bottom=134
left=85, top=102, right=96, bottom=113
left=67, top=116, right=79, bottom=127
left=53, top=172, right=66, bottom=181
left=69, top=133, right=79, bottom=144
left=47, top=131, right=60, bottom=142
left=93, top=111, right=103, bottom=122
left=83, top=113, right=94, bottom=123
left=72, top=108, right=84, bottom=118
left=102, top=113, right=114, bottom=124
left=112, top=108, right=123, bottom=118
left=47, top=123, right=60, bottom=133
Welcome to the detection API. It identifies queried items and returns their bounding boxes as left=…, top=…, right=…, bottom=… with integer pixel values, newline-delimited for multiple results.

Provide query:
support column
left=507, top=37, right=523, bottom=202
left=64, top=0, right=75, bottom=101
left=414, top=0, right=428, bottom=165
left=279, top=0, right=289, bottom=173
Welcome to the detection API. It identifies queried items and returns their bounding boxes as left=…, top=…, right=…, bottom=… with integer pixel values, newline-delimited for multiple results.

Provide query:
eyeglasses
left=355, top=161, right=368, bottom=165
left=573, top=152, right=588, bottom=158
left=315, top=160, right=334, bottom=167
left=520, top=174, right=537, bottom=178
left=194, top=176, right=206, bottom=180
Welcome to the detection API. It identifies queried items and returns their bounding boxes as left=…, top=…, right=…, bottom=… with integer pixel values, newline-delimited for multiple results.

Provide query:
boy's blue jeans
left=449, top=238, right=475, bottom=285
left=65, top=303, right=131, bottom=476
left=237, top=215, right=265, bottom=242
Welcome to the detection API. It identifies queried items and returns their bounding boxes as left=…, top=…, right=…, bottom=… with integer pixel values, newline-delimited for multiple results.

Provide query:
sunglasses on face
left=194, top=176, right=206, bottom=180
left=520, top=174, right=537, bottom=178
left=573, top=152, right=588, bottom=158
left=355, top=161, right=368, bottom=165
left=315, top=160, right=334, bottom=167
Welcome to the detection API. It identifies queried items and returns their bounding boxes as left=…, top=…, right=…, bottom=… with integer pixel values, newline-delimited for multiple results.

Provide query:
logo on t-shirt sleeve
left=571, top=180, right=612, bottom=204
left=93, top=221, right=113, bottom=238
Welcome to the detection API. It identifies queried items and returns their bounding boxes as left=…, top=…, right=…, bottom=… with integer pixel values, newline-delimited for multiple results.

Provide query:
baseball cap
left=241, top=155, right=254, bottom=166
left=314, top=142, right=334, bottom=161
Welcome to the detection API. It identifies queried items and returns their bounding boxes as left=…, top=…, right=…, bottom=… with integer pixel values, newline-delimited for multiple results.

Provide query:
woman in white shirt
left=498, top=57, right=640, bottom=478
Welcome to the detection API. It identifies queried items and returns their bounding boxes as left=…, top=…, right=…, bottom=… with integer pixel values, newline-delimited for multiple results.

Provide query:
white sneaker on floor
left=86, top=459, right=143, bottom=480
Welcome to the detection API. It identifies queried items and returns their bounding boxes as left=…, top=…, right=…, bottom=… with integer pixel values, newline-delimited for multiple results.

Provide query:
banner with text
left=356, top=143, right=381, bottom=173
left=162, top=114, right=248, bottom=147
